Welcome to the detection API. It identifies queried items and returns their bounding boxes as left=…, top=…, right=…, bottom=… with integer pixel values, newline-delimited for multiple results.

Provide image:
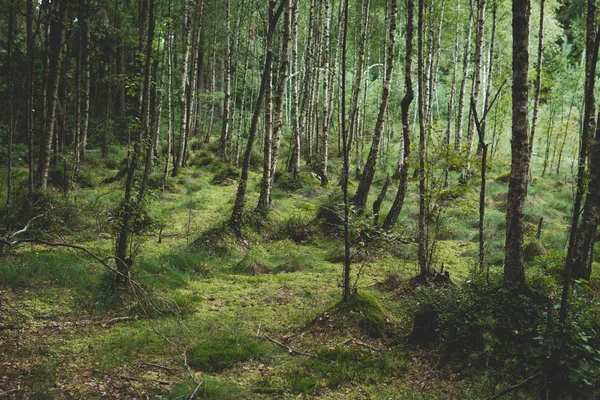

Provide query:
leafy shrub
left=187, top=336, right=264, bottom=372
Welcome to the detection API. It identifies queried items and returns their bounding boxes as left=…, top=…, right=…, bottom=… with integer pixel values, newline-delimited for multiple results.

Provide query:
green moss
left=170, top=376, right=249, bottom=399
left=336, top=291, right=386, bottom=338
left=187, top=335, right=264, bottom=372
left=288, top=347, right=403, bottom=394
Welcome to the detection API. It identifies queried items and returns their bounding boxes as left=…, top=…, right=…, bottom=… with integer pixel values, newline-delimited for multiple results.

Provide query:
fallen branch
left=189, top=382, right=204, bottom=400
left=0, top=388, right=21, bottom=397
left=139, top=362, right=180, bottom=372
left=487, top=372, right=541, bottom=400
left=353, top=338, right=383, bottom=352
left=103, top=316, right=138, bottom=327
left=262, top=334, right=314, bottom=357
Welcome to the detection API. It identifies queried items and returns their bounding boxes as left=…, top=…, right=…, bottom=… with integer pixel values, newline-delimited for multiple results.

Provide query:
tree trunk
left=37, top=0, right=68, bottom=190
left=382, top=0, right=414, bottom=231
left=352, top=0, right=398, bottom=211
left=528, top=0, right=545, bottom=174
left=318, top=0, right=332, bottom=185
left=347, top=0, right=370, bottom=160
left=79, top=0, right=91, bottom=162
left=220, top=0, right=232, bottom=160
left=465, top=0, right=486, bottom=170
left=417, top=0, right=428, bottom=275
left=455, top=0, right=474, bottom=151
left=504, top=0, right=530, bottom=289
left=566, top=0, right=598, bottom=280
left=268, top=0, right=292, bottom=202
left=287, top=0, right=301, bottom=180
left=231, top=0, right=284, bottom=233
left=115, top=0, right=155, bottom=283
left=173, top=0, right=194, bottom=175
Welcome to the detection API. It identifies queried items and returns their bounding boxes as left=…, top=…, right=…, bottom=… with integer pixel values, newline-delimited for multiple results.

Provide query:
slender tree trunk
left=288, top=0, right=301, bottom=180
left=417, top=0, right=429, bottom=275
left=115, top=0, right=155, bottom=283
left=528, top=0, right=545, bottom=174
left=5, top=0, right=15, bottom=227
left=267, top=0, right=292, bottom=203
left=566, top=0, right=598, bottom=280
left=352, top=0, right=398, bottom=210
left=79, top=0, right=91, bottom=162
left=443, top=0, right=461, bottom=187
left=173, top=0, right=194, bottom=175
left=340, top=0, right=351, bottom=302
left=455, top=0, right=474, bottom=151
left=382, top=0, right=414, bottom=231
left=37, top=0, right=68, bottom=190
left=347, top=0, right=370, bottom=160
left=465, top=0, right=486, bottom=170
left=504, top=0, right=530, bottom=289
left=220, top=0, right=232, bottom=159
left=27, top=0, right=35, bottom=194
left=319, top=0, right=332, bottom=185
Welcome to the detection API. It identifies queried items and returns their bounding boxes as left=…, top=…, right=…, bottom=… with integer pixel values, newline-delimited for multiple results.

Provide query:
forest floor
left=0, top=148, right=597, bottom=399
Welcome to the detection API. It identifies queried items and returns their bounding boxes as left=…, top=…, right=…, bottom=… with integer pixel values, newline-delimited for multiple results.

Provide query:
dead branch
left=487, top=372, right=541, bottom=400
left=262, top=334, right=314, bottom=357
left=139, top=362, right=180, bottom=372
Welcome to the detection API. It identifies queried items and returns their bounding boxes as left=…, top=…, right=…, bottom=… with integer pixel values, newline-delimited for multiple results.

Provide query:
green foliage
left=412, top=271, right=554, bottom=378
left=187, top=336, right=264, bottom=373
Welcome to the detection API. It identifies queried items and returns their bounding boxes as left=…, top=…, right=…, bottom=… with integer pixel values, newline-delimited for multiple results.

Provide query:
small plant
left=234, top=246, right=271, bottom=275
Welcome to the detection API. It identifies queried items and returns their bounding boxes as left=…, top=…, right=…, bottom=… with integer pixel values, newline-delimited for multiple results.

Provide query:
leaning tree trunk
left=115, top=0, right=155, bottom=283
left=382, top=0, right=415, bottom=231
left=504, top=0, right=530, bottom=289
left=231, top=0, right=284, bottom=234
left=351, top=0, right=398, bottom=211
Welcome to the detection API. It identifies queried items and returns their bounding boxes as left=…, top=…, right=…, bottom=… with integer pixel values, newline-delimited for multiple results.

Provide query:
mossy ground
left=0, top=144, right=590, bottom=398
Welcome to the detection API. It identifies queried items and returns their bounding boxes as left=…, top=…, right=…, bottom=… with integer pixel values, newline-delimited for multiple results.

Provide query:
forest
left=0, top=0, right=599, bottom=398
